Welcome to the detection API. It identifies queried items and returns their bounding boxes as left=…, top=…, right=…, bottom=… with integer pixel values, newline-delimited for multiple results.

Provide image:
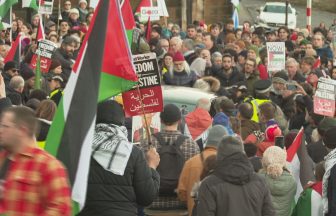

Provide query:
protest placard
left=314, top=78, right=336, bottom=117
left=30, top=39, right=57, bottom=73
left=132, top=112, right=160, bottom=144
left=122, top=53, right=163, bottom=117
left=38, top=0, right=54, bottom=15
left=266, top=42, right=286, bottom=73
left=139, top=7, right=160, bottom=21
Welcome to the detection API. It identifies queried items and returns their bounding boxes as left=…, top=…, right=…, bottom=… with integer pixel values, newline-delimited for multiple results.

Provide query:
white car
left=256, top=2, right=297, bottom=30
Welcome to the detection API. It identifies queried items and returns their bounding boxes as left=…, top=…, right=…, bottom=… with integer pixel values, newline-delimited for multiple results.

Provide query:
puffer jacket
left=78, top=146, right=160, bottom=216
left=259, top=169, right=296, bottom=216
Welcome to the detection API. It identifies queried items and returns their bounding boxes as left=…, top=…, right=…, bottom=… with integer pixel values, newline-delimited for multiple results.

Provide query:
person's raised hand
left=146, top=147, right=160, bottom=170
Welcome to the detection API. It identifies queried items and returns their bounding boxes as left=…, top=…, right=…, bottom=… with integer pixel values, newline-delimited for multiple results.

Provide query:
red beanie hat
left=173, top=51, right=185, bottom=62
left=265, top=125, right=282, bottom=142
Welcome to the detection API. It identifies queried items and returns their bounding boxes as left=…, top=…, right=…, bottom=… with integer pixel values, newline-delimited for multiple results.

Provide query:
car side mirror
left=295, top=12, right=298, bottom=15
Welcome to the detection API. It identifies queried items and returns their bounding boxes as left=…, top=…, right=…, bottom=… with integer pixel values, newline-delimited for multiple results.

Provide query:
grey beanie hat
left=205, top=125, right=228, bottom=148
left=217, top=136, right=244, bottom=161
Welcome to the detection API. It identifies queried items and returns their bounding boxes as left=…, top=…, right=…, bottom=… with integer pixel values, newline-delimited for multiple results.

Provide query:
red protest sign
left=313, top=78, right=336, bottom=117
left=123, top=53, right=163, bottom=117
left=313, top=96, right=335, bottom=117
left=30, top=55, right=52, bottom=73
left=30, top=39, right=57, bottom=73
left=123, top=86, right=163, bottom=117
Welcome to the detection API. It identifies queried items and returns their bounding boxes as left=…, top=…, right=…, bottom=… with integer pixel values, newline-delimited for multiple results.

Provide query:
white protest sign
left=266, top=42, right=286, bottom=72
left=89, top=0, right=99, bottom=9
left=38, top=0, right=54, bottom=15
left=139, top=7, right=160, bottom=21
left=131, top=112, right=161, bottom=144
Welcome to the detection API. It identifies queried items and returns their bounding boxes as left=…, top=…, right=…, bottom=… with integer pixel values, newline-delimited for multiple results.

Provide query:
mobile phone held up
left=275, top=136, right=285, bottom=149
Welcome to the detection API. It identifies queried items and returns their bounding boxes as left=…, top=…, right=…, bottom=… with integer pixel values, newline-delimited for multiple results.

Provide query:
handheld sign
left=122, top=53, right=163, bottom=117
left=30, top=39, right=57, bottom=73
left=39, top=0, right=54, bottom=15
left=266, top=42, right=286, bottom=73
left=314, top=78, right=336, bottom=117
left=131, top=112, right=161, bottom=144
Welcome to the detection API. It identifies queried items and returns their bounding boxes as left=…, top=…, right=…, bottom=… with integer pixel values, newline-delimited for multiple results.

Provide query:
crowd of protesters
left=0, top=0, right=335, bottom=215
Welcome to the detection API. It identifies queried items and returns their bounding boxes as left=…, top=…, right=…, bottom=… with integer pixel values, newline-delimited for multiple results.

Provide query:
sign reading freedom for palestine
left=314, top=78, right=336, bottom=117
left=266, top=42, right=286, bottom=72
left=122, top=53, right=163, bottom=117
left=30, top=39, right=57, bottom=73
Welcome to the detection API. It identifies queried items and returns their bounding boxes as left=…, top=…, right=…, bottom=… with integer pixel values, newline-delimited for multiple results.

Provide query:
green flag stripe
left=98, top=72, right=137, bottom=102
left=292, top=188, right=312, bottom=216
left=126, top=29, right=133, bottom=47
left=44, top=98, right=66, bottom=156
left=0, top=0, right=18, bottom=19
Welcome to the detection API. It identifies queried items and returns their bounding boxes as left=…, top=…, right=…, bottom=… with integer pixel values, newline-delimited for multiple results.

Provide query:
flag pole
left=9, top=7, right=12, bottom=43
left=135, top=84, right=152, bottom=146
left=57, top=0, right=61, bottom=32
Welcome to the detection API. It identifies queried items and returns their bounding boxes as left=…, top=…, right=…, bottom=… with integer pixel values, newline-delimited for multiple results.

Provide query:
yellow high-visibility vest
left=249, top=98, right=271, bottom=123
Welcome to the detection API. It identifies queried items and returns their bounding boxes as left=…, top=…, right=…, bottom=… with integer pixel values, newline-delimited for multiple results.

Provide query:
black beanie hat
left=160, top=104, right=181, bottom=124
left=96, top=100, right=125, bottom=126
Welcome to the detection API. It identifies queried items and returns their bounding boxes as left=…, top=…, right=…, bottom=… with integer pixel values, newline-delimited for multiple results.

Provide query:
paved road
left=239, top=0, right=336, bottom=29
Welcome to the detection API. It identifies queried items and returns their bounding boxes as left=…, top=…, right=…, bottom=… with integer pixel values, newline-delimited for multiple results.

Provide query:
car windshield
left=263, top=5, right=292, bottom=13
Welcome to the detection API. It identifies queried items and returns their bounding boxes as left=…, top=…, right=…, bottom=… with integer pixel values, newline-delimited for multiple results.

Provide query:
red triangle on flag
left=286, top=128, right=304, bottom=162
left=4, top=34, right=21, bottom=64
left=135, top=0, right=152, bottom=14
left=121, top=0, right=135, bottom=30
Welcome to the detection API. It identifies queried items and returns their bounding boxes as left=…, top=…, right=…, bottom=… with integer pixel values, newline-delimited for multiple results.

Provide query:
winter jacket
left=259, top=169, right=296, bottom=216
left=212, top=67, right=245, bottom=89
left=163, top=70, right=197, bottom=87
left=326, top=165, right=336, bottom=216
left=197, top=152, right=275, bottom=216
left=185, top=108, right=212, bottom=141
left=78, top=146, right=160, bottom=216
left=177, top=148, right=217, bottom=216
left=212, top=112, right=234, bottom=135
left=316, top=45, right=333, bottom=60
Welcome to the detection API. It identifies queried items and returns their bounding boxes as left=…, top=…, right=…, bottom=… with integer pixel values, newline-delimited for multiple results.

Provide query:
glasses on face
left=245, top=63, right=254, bottom=67
left=11, top=69, right=19, bottom=72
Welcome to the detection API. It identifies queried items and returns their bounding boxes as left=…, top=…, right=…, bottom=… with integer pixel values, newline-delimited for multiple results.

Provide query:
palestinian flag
left=286, top=128, right=315, bottom=202
left=22, top=0, right=38, bottom=11
left=0, top=0, right=17, bottom=20
left=135, top=0, right=151, bottom=15
left=44, top=0, right=137, bottom=211
left=36, top=14, right=45, bottom=40
left=292, top=182, right=323, bottom=216
left=313, top=56, right=321, bottom=69
left=4, top=33, right=21, bottom=63
left=121, top=0, right=135, bottom=46
left=145, top=16, right=151, bottom=42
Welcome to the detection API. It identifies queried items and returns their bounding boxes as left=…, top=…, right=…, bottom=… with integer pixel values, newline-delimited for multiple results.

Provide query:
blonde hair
left=262, top=146, right=287, bottom=178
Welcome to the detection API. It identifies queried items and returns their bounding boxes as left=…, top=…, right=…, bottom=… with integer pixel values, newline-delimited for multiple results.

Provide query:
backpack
left=153, top=132, right=187, bottom=196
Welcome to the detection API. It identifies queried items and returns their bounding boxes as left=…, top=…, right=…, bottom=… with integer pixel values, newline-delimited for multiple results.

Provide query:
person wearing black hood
left=197, top=136, right=275, bottom=216
left=78, top=100, right=160, bottom=216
